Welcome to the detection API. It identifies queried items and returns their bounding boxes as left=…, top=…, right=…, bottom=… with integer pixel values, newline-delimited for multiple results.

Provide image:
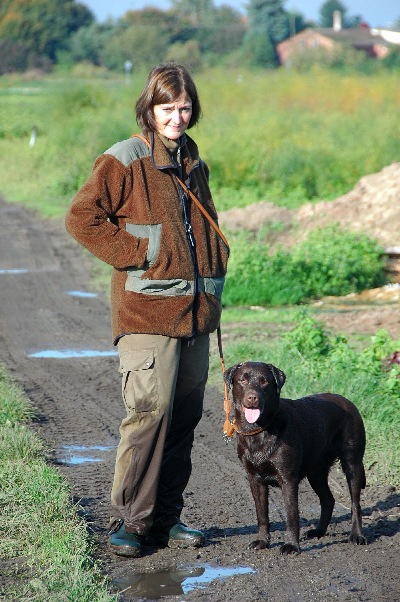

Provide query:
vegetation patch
left=0, top=70, right=399, bottom=215
left=0, top=367, right=116, bottom=601
left=222, top=225, right=386, bottom=306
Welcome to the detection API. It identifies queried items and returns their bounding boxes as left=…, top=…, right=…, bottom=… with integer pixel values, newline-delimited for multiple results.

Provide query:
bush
left=282, top=312, right=400, bottom=422
left=382, top=46, right=400, bottom=70
left=290, top=225, right=386, bottom=297
left=222, top=225, right=386, bottom=306
left=0, top=39, right=52, bottom=74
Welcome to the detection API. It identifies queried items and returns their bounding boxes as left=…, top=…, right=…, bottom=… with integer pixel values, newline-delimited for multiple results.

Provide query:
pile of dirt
left=219, top=162, right=400, bottom=336
left=219, top=162, right=400, bottom=261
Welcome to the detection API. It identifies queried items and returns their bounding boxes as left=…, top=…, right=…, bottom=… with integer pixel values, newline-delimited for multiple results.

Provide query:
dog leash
left=217, top=326, right=238, bottom=442
left=218, top=329, right=267, bottom=440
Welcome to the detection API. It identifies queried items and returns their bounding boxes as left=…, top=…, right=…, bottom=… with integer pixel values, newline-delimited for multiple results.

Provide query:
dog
left=224, top=361, right=367, bottom=555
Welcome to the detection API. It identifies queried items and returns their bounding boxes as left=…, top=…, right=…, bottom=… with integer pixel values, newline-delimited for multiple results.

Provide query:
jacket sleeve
left=65, top=153, right=148, bottom=269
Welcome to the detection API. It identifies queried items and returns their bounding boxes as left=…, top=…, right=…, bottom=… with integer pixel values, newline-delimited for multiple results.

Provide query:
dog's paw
left=280, top=542, right=301, bottom=555
left=249, top=539, right=269, bottom=550
left=349, top=533, right=367, bottom=545
left=306, top=527, right=325, bottom=540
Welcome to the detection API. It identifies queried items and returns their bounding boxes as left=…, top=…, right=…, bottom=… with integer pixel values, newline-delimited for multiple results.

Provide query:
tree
left=0, top=0, right=94, bottom=63
left=241, top=30, right=276, bottom=68
left=166, top=40, right=203, bottom=72
left=287, top=11, right=309, bottom=36
left=319, top=0, right=348, bottom=28
left=382, top=46, right=400, bottom=70
left=100, top=24, right=170, bottom=72
left=247, top=0, right=290, bottom=45
left=170, top=0, right=215, bottom=26
left=243, top=0, right=290, bottom=67
left=68, top=22, right=115, bottom=66
left=170, top=0, right=244, bottom=57
left=0, top=39, right=51, bottom=74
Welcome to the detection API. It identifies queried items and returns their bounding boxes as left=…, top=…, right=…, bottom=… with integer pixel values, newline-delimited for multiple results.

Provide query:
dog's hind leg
left=343, top=460, right=367, bottom=545
left=306, top=471, right=335, bottom=539
left=248, top=477, right=270, bottom=550
left=340, top=405, right=367, bottom=544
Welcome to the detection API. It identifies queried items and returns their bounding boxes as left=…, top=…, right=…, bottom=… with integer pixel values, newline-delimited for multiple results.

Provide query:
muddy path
left=0, top=198, right=399, bottom=602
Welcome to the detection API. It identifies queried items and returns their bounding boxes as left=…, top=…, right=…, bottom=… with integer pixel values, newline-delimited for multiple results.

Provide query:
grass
left=0, top=366, right=116, bottom=601
left=0, top=67, right=399, bottom=215
left=222, top=225, right=386, bottom=306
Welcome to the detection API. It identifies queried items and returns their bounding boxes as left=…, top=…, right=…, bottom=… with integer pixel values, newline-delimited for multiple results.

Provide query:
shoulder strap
left=131, top=133, right=229, bottom=251
left=174, top=175, right=229, bottom=251
left=131, top=133, right=150, bottom=146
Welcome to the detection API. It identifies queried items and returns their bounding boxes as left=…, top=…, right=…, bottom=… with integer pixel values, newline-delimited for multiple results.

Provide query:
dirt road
left=0, top=198, right=399, bottom=601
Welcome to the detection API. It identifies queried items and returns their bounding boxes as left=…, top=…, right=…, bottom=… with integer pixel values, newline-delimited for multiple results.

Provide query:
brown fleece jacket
left=65, top=131, right=229, bottom=344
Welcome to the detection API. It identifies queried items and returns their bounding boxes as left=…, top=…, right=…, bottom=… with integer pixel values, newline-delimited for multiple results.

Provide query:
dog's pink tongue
left=244, top=407, right=261, bottom=424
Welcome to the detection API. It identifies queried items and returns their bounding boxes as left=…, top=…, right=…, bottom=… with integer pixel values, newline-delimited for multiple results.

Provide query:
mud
left=0, top=197, right=399, bottom=601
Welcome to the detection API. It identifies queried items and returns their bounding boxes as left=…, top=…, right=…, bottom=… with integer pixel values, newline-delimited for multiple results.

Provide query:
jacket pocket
left=126, top=223, right=162, bottom=266
left=118, top=348, right=158, bottom=413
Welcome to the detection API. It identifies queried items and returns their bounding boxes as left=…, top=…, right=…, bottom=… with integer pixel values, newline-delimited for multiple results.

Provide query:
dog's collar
left=223, top=418, right=268, bottom=441
left=235, top=421, right=269, bottom=436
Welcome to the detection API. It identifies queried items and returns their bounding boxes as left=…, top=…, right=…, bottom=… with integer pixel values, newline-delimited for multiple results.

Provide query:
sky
left=81, top=1, right=399, bottom=29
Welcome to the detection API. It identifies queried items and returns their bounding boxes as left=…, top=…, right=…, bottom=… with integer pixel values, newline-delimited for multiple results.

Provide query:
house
left=276, top=14, right=400, bottom=66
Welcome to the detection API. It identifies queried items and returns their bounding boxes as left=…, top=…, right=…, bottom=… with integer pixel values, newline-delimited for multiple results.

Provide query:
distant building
left=276, top=12, right=400, bottom=66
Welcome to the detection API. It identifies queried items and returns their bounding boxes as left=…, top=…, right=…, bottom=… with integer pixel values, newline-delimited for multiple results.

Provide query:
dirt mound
left=219, top=162, right=400, bottom=249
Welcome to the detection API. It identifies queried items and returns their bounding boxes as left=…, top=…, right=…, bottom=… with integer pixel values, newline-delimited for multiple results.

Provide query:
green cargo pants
left=110, top=332, right=209, bottom=535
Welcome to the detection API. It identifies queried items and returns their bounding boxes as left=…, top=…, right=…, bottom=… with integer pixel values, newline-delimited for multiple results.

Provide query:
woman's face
left=153, top=94, right=192, bottom=140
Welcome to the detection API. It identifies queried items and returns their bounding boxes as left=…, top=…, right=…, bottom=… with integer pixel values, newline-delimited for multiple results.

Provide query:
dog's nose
left=245, top=393, right=259, bottom=407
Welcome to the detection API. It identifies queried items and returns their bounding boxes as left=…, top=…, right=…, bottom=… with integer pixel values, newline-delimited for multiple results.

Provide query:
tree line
left=0, top=0, right=399, bottom=75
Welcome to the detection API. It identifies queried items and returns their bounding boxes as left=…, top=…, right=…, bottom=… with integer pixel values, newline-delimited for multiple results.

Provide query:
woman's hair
left=135, top=62, right=202, bottom=133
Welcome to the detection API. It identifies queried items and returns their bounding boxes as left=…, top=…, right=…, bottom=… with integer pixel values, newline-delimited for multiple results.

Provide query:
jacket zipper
left=175, top=176, right=198, bottom=340
left=175, top=145, right=200, bottom=340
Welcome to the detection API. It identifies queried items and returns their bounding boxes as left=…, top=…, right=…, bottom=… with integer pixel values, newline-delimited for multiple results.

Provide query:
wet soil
left=0, top=198, right=399, bottom=601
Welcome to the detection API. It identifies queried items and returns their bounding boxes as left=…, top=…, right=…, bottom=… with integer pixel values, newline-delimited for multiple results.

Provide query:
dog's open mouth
left=242, top=405, right=261, bottom=424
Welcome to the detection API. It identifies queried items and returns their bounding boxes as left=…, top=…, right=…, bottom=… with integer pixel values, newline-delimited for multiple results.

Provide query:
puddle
left=29, top=349, right=118, bottom=358
left=60, top=444, right=114, bottom=465
left=0, top=268, right=29, bottom=274
left=113, top=563, right=255, bottom=599
left=65, top=290, right=98, bottom=298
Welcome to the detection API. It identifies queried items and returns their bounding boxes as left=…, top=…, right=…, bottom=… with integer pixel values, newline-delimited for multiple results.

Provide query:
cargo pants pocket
left=118, top=348, right=158, bottom=413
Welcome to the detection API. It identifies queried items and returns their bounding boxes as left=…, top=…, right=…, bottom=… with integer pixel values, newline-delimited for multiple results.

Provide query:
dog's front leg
left=280, top=480, right=301, bottom=554
left=248, top=476, right=270, bottom=549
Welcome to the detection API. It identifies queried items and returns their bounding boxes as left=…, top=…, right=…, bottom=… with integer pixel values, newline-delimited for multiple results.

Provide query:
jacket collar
left=150, top=131, right=199, bottom=176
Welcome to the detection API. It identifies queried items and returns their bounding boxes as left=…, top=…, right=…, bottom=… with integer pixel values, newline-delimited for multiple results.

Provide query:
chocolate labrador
left=224, top=361, right=367, bottom=554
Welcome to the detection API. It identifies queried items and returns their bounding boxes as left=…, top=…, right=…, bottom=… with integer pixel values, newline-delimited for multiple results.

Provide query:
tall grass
left=0, top=67, right=399, bottom=216
left=196, top=67, right=400, bottom=208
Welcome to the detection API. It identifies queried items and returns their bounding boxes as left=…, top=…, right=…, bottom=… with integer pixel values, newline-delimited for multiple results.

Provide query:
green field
left=1, top=67, right=399, bottom=215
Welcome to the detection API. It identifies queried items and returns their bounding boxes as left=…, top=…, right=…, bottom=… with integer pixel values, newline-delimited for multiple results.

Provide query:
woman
left=65, top=63, right=229, bottom=558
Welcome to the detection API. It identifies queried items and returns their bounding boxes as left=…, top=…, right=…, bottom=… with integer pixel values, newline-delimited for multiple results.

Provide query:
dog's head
left=224, top=362, right=286, bottom=426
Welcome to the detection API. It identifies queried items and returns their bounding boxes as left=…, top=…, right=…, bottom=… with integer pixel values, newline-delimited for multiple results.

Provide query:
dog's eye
left=259, top=377, right=268, bottom=386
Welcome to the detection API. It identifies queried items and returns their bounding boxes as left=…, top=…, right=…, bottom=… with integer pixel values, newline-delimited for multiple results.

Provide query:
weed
left=222, top=225, right=385, bottom=306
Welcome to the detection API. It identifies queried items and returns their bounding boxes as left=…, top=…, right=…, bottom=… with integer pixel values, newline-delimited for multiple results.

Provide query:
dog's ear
left=268, top=364, right=286, bottom=393
left=224, top=363, right=242, bottom=389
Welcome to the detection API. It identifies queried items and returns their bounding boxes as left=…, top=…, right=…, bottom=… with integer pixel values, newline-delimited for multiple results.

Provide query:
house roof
left=308, top=27, right=392, bottom=48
